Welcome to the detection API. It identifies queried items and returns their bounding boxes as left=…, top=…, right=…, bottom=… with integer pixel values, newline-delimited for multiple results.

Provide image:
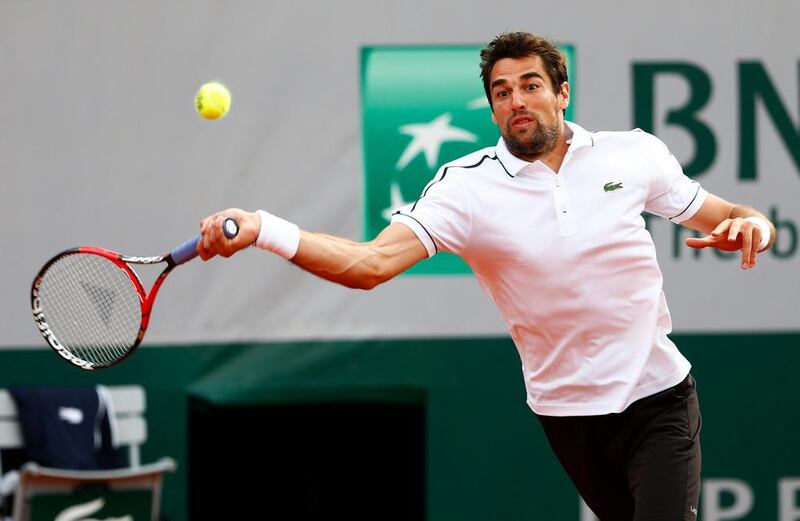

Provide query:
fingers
left=742, top=220, right=753, bottom=270
left=726, top=218, right=743, bottom=244
left=734, top=218, right=762, bottom=270
left=197, top=242, right=214, bottom=261
left=198, top=211, right=231, bottom=260
left=744, top=225, right=763, bottom=270
left=710, top=219, right=731, bottom=238
left=198, top=209, right=259, bottom=261
left=209, top=214, right=235, bottom=258
left=685, top=217, right=763, bottom=270
left=740, top=225, right=752, bottom=269
left=198, top=212, right=223, bottom=260
left=685, top=236, right=715, bottom=249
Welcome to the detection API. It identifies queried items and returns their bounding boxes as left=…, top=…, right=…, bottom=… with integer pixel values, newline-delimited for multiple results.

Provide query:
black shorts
left=536, top=374, right=702, bottom=521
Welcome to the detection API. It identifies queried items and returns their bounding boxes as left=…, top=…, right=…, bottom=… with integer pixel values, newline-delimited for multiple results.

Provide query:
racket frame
left=32, top=218, right=237, bottom=370
left=31, top=246, right=178, bottom=370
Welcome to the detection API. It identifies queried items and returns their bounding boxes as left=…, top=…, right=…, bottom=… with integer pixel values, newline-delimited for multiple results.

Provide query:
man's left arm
left=681, top=194, right=776, bottom=270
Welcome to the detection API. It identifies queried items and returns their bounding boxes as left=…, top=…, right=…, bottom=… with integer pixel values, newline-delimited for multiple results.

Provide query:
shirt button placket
left=553, top=176, right=578, bottom=236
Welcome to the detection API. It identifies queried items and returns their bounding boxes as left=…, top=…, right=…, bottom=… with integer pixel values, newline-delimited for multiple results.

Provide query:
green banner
left=361, top=44, right=575, bottom=274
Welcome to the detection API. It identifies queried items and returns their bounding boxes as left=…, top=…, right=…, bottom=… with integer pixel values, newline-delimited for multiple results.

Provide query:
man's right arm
left=197, top=209, right=428, bottom=290
left=292, top=223, right=428, bottom=289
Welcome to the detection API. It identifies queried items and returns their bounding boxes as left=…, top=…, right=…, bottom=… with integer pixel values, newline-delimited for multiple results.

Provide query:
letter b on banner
left=633, top=63, right=717, bottom=178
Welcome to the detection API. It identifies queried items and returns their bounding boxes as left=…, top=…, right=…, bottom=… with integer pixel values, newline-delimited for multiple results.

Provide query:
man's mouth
left=510, top=114, right=536, bottom=129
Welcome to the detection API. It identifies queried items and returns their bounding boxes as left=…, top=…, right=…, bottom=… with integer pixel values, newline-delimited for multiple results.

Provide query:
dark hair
left=479, top=32, right=568, bottom=108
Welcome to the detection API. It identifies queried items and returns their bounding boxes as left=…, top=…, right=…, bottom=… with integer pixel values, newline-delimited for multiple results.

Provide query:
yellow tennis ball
left=195, top=81, right=231, bottom=120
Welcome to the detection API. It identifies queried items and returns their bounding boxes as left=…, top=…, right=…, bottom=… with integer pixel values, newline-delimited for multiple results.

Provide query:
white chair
left=0, top=386, right=175, bottom=521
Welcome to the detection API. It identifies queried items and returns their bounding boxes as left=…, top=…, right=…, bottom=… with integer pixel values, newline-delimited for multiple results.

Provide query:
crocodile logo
left=603, top=181, right=623, bottom=192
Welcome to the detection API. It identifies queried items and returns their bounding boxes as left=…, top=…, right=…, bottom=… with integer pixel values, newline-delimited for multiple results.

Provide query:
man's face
left=489, top=55, right=570, bottom=160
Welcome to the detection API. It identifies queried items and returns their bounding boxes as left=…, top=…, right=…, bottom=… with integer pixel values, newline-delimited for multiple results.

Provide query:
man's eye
left=496, top=91, right=509, bottom=98
left=527, top=83, right=538, bottom=91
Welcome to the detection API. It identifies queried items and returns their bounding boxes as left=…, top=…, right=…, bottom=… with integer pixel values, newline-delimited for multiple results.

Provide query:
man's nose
left=510, top=89, right=525, bottom=110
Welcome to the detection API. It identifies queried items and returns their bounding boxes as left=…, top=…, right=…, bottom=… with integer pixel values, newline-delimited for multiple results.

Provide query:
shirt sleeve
left=390, top=167, right=470, bottom=258
left=642, top=133, right=708, bottom=223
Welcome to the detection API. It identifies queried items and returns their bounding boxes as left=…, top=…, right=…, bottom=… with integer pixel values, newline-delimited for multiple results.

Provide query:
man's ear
left=559, top=82, right=570, bottom=111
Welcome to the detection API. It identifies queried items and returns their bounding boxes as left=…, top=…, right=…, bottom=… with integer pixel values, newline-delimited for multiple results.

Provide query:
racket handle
left=170, top=236, right=202, bottom=265
left=170, top=218, right=240, bottom=265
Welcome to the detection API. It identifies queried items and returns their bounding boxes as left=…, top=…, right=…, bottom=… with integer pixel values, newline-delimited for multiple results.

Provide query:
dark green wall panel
left=2, top=333, right=798, bottom=520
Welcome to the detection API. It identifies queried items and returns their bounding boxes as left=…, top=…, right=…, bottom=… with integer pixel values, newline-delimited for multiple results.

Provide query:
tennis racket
left=31, top=218, right=239, bottom=370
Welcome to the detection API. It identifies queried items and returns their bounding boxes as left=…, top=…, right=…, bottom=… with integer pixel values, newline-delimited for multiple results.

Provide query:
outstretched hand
left=197, top=208, right=261, bottom=260
left=684, top=217, right=765, bottom=270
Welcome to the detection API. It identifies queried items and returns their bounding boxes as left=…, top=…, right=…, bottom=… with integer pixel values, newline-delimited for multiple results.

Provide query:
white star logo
left=396, top=113, right=477, bottom=171
left=466, top=96, right=490, bottom=110
left=381, top=182, right=414, bottom=222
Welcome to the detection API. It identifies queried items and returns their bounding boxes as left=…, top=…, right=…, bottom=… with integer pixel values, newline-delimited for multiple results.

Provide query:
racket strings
left=37, top=254, right=143, bottom=366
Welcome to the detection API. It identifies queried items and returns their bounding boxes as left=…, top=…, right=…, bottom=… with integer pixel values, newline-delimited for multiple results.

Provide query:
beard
left=503, top=112, right=560, bottom=160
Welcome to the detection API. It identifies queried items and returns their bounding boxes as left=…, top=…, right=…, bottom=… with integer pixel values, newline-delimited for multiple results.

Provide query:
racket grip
left=170, top=218, right=239, bottom=266
left=171, top=236, right=201, bottom=265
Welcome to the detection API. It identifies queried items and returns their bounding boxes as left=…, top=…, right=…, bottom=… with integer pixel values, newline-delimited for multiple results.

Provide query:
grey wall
left=3, top=0, right=799, bottom=348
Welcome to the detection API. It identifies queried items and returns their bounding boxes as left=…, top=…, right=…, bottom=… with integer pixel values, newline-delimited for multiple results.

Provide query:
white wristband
left=255, top=210, right=300, bottom=259
left=745, top=216, right=771, bottom=250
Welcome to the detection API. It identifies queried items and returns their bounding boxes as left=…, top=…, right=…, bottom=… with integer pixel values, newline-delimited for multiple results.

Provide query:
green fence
left=1, top=333, right=798, bottom=520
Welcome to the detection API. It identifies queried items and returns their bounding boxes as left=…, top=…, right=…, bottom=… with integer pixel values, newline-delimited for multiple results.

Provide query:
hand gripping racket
left=31, top=218, right=239, bottom=370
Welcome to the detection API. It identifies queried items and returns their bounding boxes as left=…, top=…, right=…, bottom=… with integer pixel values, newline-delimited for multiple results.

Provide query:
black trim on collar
left=494, top=154, right=513, bottom=177
left=411, top=154, right=498, bottom=211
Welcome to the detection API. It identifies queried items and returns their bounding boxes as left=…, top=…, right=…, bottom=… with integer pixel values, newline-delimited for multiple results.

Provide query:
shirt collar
left=495, top=120, right=594, bottom=177
left=565, top=121, right=594, bottom=150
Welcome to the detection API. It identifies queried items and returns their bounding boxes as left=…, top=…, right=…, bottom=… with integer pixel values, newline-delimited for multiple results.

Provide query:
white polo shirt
left=392, top=122, right=708, bottom=416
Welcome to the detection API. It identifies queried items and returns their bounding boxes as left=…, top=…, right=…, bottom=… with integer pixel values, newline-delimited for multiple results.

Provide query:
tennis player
left=198, top=32, right=776, bottom=521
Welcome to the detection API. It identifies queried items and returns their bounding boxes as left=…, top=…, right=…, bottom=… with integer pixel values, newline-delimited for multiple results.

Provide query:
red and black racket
left=31, top=218, right=239, bottom=370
